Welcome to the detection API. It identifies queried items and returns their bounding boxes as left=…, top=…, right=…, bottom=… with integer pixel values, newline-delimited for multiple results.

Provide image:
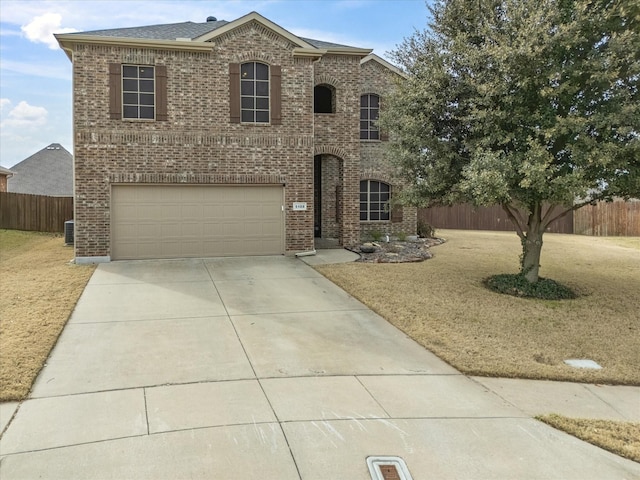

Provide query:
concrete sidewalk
left=0, top=254, right=638, bottom=479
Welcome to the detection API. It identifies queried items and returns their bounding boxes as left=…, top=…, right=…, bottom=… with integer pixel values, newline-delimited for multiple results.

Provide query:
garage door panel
left=112, top=185, right=284, bottom=260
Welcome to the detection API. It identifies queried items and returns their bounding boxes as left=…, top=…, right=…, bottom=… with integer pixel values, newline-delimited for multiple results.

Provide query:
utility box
left=64, top=220, right=74, bottom=245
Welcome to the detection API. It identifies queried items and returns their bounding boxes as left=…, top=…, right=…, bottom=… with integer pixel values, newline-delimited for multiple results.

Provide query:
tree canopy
left=381, top=0, right=640, bottom=283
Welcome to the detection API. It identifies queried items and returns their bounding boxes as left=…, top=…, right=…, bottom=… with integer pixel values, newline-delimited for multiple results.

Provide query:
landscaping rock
left=354, top=237, right=445, bottom=263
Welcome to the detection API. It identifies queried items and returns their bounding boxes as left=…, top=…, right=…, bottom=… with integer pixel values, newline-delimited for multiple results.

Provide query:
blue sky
left=0, top=0, right=431, bottom=167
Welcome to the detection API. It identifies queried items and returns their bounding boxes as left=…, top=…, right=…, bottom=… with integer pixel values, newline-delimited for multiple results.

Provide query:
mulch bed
left=351, top=237, right=446, bottom=263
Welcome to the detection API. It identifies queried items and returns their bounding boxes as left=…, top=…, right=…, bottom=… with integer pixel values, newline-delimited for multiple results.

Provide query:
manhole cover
left=367, top=456, right=413, bottom=480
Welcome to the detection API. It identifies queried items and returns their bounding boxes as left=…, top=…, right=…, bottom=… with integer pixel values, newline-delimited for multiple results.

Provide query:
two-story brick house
left=56, top=12, right=416, bottom=262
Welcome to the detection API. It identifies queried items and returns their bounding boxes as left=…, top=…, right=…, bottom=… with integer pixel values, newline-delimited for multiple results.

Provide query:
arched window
left=240, top=62, right=270, bottom=123
left=360, top=180, right=390, bottom=221
left=314, top=85, right=334, bottom=113
left=360, top=94, right=380, bottom=140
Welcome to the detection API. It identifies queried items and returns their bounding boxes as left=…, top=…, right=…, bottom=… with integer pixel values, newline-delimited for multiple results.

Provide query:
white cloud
left=1, top=101, right=48, bottom=129
left=1, top=58, right=72, bottom=81
left=0, top=99, right=11, bottom=112
left=21, top=13, right=77, bottom=49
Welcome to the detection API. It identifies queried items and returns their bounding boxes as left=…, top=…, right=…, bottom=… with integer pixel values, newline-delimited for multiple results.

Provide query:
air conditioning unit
left=64, top=220, right=74, bottom=245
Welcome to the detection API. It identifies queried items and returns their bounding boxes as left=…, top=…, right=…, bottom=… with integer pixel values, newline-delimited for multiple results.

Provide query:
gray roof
left=0, top=166, right=14, bottom=176
left=7, top=143, right=73, bottom=197
left=70, top=16, right=360, bottom=49
left=72, top=20, right=229, bottom=40
left=299, top=37, right=356, bottom=49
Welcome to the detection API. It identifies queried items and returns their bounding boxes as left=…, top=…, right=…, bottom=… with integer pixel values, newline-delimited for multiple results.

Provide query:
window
left=360, top=180, right=390, bottom=221
left=122, top=65, right=155, bottom=119
left=240, top=62, right=270, bottom=123
left=314, top=85, right=334, bottom=113
left=109, top=64, right=166, bottom=121
left=360, top=94, right=380, bottom=140
left=229, top=63, right=280, bottom=125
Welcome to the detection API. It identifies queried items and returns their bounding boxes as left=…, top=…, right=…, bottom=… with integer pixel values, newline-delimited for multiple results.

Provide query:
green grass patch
left=484, top=273, right=577, bottom=300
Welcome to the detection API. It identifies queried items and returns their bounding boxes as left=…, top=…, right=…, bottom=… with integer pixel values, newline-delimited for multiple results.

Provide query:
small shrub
left=417, top=220, right=435, bottom=238
left=370, top=230, right=383, bottom=241
left=483, top=274, right=577, bottom=300
left=397, top=231, right=407, bottom=241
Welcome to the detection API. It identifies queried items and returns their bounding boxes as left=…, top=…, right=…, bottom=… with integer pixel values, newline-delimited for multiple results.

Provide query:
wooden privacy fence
left=574, top=199, right=640, bottom=236
left=0, top=192, right=73, bottom=233
left=418, top=204, right=573, bottom=234
left=419, top=200, right=640, bottom=236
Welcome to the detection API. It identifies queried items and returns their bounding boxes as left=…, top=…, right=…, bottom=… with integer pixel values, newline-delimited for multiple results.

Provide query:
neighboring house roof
left=7, top=143, right=73, bottom=196
left=57, top=11, right=370, bottom=56
left=0, top=166, right=14, bottom=177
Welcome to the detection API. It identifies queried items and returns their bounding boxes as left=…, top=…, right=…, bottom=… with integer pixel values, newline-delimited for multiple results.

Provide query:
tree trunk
left=521, top=206, right=544, bottom=283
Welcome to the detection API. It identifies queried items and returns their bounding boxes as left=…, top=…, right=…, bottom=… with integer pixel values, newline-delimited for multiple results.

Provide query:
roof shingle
left=68, top=16, right=361, bottom=50
left=8, top=143, right=73, bottom=197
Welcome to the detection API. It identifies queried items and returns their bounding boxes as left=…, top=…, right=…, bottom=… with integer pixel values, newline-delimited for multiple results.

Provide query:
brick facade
left=61, top=14, right=415, bottom=260
left=359, top=57, right=417, bottom=240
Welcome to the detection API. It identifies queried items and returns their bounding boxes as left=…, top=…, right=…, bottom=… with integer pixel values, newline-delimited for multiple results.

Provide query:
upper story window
left=122, top=65, right=155, bottom=119
left=240, top=62, right=270, bottom=123
left=314, top=85, right=335, bottom=113
left=360, top=180, right=390, bottom=221
left=109, top=63, right=167, bottom=121
left=360, top=94, right=380, bottom=140
left=229, top=62, right=281, bottom=125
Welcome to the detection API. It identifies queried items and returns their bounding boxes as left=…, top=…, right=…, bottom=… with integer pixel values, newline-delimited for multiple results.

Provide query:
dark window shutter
left=391, top=187, right=403, bottom=223
left=270, top=65, right=282, bottom=125
left=155, top=65, right=168, bottom=121
left=229, top=63, right=240, bottom=123
left=109, top=63, right=122, bottom=119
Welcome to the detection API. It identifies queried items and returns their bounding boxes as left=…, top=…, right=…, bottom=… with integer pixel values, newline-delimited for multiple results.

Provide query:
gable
left=194, top=12, right=315, bottom=50
left=361, top=54, right=407, bottom=79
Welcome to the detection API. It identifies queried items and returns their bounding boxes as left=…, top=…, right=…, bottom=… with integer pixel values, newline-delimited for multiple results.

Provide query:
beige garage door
left=111, top=185, right=284, bottom=260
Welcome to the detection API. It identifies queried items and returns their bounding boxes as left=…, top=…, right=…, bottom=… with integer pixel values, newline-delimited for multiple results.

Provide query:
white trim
left=55, top=34, right=214, bottom=61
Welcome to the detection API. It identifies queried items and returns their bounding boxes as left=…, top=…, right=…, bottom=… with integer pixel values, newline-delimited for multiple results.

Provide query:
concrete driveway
left=1, top=256, right=638, bottom=479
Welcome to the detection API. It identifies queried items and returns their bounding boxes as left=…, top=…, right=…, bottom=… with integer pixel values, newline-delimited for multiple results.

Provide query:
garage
left=111, top=185, right=284, bottom=260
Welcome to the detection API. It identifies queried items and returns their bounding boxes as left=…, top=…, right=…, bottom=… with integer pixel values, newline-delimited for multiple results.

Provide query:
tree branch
left=543, top=194, right=607, bottom=228
left=502, top=203, right=526, bottom=241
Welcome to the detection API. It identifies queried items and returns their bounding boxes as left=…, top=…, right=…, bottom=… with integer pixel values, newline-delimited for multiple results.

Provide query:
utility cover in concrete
left=367, top=456, right=413, bottom=480
left=564, top=359, right=602, bottom=369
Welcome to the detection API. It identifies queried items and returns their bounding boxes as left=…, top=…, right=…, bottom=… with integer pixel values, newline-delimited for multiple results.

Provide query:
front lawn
left=0, top=230, right=95, bottom=401
left=316, top=230, right=640, bottom=385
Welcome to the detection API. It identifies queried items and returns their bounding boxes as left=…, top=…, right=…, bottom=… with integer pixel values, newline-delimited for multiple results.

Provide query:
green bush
left=417, top=220, right=435, bottom=238
left=397, top=231, right=407, bottom=241
left=483, top=274, right=577, bottom=300
left=370, top=230, right=383, bottom=241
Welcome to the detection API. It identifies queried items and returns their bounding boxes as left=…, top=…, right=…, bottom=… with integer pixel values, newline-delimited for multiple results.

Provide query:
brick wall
left=359, top=59, right=417, bottom=240
left=72, top=22, right=322, bottom=257
left=70, top=22, right=409, bottom=258
left=313, top=54, right=362, bottom=247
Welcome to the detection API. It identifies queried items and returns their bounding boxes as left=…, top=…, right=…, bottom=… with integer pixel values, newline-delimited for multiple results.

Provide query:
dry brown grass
left=316, top=230, right=640, bottom=385
left=538, top=414, right=640, bottom=463
left=0, top=230, right=95, bottom=401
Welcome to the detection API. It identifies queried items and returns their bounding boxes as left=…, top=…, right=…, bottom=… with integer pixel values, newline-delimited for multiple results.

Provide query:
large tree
left=381, top=0, right=640, bottom=283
